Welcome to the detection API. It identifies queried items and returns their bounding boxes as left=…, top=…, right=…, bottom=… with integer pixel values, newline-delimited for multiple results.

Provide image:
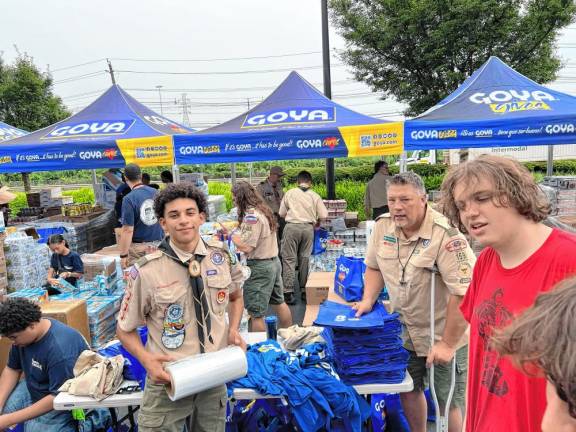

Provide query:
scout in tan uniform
left=257, top=166, right=286, bottom=249
left=278, top=170, right=328, bottom=304
left=354, top=172, right=475, bottom=432
left=228, top=182, right=292, bottom=332
left=364, top=160, right=392, bottom=219
left=116, top=183, right=246, bottom=432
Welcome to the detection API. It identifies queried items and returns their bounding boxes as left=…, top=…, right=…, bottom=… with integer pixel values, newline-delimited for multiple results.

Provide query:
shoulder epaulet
left=433, top=215, right=452, bottom=231
left=134, top=250, right=163, bottom=268
left=206, top=239, right=226, bottom=250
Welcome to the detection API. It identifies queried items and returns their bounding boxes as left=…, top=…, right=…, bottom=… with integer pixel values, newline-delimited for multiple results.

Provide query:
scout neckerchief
left=158, top=238, right=214, bottom=353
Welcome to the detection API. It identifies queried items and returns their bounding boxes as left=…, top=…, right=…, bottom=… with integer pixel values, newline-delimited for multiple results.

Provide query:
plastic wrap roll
left=165, top=346, right=247, bottom=401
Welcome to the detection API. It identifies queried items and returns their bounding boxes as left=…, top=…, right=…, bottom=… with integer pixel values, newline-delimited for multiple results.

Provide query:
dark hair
left=47, top=234, right=69, bottom=249
left=374, top=160, right=388, bottom=174
left=0, top=298, right=42, bottom=336
left=160, top=170, right=174, bottom=183
left=154, top=183, right=208, bottom=219
left=142, top=173, right=151, bottom=184
left=492, top=278, right=576, bottom=418
left=124, top=163, right=142, bottom=182
left=297, top=170, right=313, bottom=184
left=440, top=155, right=550, bottom=234
left=232, top=181, right=277, bottom=232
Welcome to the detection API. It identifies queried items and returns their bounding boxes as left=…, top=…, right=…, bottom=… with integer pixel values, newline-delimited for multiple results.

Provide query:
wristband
left=120, top=254, right=129, bottom=258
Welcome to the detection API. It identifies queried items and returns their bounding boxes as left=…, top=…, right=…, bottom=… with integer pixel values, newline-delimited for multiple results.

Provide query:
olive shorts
left=243, top=257, right=284, bottom=318
left=138, top=379, right=227, bottom=432
left=406, top=345, right=468, bottom=410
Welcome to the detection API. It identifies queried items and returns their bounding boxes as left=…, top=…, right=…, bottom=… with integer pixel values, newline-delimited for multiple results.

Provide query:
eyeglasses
left=116, top=385, right=141, bottom=394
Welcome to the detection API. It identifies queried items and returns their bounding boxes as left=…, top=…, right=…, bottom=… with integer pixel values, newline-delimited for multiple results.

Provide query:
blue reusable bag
left=334, top=256, right=366, bottom=301
left=312, top=228, right=329, bottom=255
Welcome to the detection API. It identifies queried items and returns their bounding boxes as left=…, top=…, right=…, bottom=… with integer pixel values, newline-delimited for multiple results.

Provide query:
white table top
left=54, top=331, right=413, bottom=410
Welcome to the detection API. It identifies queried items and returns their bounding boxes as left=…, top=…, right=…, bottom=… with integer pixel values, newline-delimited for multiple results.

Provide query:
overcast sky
left=2, top=0, right=576, bottom=129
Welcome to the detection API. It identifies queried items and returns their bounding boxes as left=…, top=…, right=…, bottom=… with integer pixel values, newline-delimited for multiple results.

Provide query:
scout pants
left=138, top=379, right=227, bottom=432
left=281, top=222, right=313, bottom=294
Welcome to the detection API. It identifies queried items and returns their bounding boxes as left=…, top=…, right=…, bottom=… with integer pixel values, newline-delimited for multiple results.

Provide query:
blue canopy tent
left=174, top=71, right=403, bottom=164
left=0, top=85, right=194, bottom=173
left=0, top=121, right=27, bottom=142
left=405, top=56, right=576, bottom=150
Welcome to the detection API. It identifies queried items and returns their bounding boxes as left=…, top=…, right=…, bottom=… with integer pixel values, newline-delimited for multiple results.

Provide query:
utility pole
left=156, top=85, right=164, bottom=115
left=106, top=59, right=116, bottom=85
left=321, top=0, right=335, bottom=200
left=181, top=93, right=191, bottom=126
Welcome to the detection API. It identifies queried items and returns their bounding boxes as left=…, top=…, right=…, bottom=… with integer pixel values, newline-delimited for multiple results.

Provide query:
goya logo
left=79, top=148, right=118, bottom=160
left=490, top=100, right=551, bottom=114
left=469, top=90, right=555, bottom=113
left=179, top=145, right=220, bottom=155
left=43, top=120, right=135, bottom=139
left=242, top=107, right=335, bottom=128
left=410, top=129, right=457, bottom=140
left=545, top=123, right=575, bottom=134
left=296, top=137, right=340, bottom=149
left=0, top=127, right=25, bottom=141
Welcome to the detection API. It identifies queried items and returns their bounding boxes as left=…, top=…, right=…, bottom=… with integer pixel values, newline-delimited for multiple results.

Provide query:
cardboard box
left=305, top=272, right=333, bottom=305
left=303, top=305, right=320, bottom=327
left=41, top=300, right=91, bottom=342
left=82, top=254, right=116, bottom=280
left=0, top=337, right=10, bottom=375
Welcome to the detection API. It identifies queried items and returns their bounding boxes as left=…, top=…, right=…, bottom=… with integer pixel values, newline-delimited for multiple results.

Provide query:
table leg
left=108, top=407, right=118, bottom=431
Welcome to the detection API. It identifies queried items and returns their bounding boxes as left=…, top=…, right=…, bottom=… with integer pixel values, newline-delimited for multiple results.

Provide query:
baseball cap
left=270, top=166, right=285, bottom=176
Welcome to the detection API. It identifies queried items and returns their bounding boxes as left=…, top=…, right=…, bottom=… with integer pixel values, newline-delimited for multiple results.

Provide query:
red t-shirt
left=461, top=228, right=576, bottom=432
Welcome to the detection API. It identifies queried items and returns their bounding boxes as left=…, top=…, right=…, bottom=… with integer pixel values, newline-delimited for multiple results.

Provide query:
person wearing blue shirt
left=118, top=163, right=164, bottom=269
left=47, top=234, right=84, bottom=287
left=0, top=298, right=89, bottom=431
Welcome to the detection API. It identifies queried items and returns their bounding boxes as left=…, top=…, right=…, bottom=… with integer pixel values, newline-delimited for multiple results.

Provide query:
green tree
left=330, top=0, right=576, bottom=116
left=0, top=53, right=70, bottom=189
left=0, top=54, right=69, bottom=130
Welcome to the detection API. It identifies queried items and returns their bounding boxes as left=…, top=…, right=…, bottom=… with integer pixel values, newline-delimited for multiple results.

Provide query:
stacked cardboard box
left=28, top=188, right=73, bottom=208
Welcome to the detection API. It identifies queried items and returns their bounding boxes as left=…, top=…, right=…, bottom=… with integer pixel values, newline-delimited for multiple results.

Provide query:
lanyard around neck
left=398, top=238, right=420, bottom=285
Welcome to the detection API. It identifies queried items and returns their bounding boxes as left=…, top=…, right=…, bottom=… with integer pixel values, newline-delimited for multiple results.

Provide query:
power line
left=53, top=71, right=107, bottom=84
left=51, top=58, right=106, bottom=73
left=110, top=51, right=324, bottom=62
left=115, top=64, right=344, bottom=76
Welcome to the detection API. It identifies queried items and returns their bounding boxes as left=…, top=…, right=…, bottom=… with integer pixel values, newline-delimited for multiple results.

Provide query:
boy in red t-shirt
left=439, top=155, right=576, bottom=432
left=493, top=278, right=576, bottom=432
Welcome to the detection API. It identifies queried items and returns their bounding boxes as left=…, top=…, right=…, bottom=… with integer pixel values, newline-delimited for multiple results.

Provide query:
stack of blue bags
left=314, top=300, right=409, bottom=385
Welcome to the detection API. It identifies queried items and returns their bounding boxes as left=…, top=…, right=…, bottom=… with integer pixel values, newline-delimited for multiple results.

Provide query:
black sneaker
left=284, top=292, right=296, bottom=305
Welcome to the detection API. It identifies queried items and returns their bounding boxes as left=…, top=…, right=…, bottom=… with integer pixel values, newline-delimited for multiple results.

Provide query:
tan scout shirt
left=118, top=238, right=245, bottom=360
left=364, top=172, right=392, bottom=214
left=256, top=180, right=284, bottom=215
left=365, top=206, right=475, bottom=356
left=239, top=207, right=278, bottom=260
left=279, top=187, right=328, bottom=224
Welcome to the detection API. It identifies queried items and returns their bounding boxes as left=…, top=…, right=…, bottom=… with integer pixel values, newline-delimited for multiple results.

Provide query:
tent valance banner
left=0, top=85, right=193, bottom=173
left=174, top=71, right=403, bottom=164
left=405, top=57, right=576, bottom=150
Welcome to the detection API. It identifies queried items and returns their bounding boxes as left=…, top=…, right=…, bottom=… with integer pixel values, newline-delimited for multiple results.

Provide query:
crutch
left=429, top=265, right=457, bottom=432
